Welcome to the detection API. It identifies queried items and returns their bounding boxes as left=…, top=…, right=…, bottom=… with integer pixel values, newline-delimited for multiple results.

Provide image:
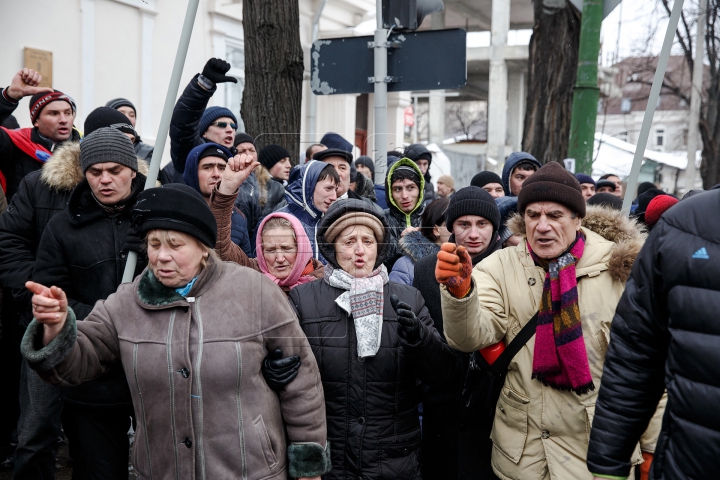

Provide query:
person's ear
left=433, top=225, right=440, bottom=240
left=131, top=171, right=137, bottom=179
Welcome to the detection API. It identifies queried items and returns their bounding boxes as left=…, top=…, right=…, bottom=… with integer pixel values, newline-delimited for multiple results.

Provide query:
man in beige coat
left=436, top=163, right=663, bottom=480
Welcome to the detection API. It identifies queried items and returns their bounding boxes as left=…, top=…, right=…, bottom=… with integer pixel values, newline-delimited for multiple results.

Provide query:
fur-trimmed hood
left=398, top=230, right=440, bottom=262
left=506, top=205, right=646, bottom=283
left=40, top=140, right=156, bottom=192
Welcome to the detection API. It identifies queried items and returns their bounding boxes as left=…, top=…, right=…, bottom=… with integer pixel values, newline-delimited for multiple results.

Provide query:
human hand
left=262, top=349, right=301, bottom=391
left=218, top=153, right=260, bottom=195
left=390, top=294, right=421, bottom=345
left=26, top=281, right=68, bottom=346
left=435, top=243, right=472, bottom=298
left=400, top=226, right=420, bottom=237
left=201, top=58, right=238, bottom=84
left=6, top=68, right=53, bottom=100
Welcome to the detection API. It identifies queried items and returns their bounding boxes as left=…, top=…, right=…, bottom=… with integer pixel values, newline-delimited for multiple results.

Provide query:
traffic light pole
left=567, top=0, right=603, bottom=174
left=373, top=1, right=388, bottom=185
left=122, top=0, right=200, bottom=283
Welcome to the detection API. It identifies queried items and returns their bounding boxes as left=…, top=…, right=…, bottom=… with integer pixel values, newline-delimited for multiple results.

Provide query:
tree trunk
left=241, top=0, right=303, bottom=161
left=522, top=0, right=581, bottom=164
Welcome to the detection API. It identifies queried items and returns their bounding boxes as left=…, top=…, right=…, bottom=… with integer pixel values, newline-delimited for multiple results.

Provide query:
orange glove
left=435, top=243, right=473, bottom=298
left=639, top=452, right=653, bottom=480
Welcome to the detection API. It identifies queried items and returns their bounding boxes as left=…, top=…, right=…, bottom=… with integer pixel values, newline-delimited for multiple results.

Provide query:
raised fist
left=201, top=58, right=238, bottom=85
left=5, top=68, right=53, bottom=100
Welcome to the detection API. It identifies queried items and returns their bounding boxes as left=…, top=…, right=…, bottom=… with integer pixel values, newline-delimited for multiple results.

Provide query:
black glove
left=201, top=58, right=237, bottom=84
left=390, top=294, right=421, bottom=345
left=121, top=231, right=144, bottom=254
left=262, top=349, right=300, bottom=392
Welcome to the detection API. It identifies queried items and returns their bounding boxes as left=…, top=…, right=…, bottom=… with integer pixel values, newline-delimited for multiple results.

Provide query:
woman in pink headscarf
left=208, top=153, right=324, bottom=293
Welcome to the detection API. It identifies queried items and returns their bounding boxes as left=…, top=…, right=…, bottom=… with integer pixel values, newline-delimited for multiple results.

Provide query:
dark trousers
left=61, top=404, right=134, bottom=480
left=13, top=360, right=63, bottom=480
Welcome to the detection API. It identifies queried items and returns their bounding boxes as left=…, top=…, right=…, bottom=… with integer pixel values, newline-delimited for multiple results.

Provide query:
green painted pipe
left=567, top=0, right=603, bottom=174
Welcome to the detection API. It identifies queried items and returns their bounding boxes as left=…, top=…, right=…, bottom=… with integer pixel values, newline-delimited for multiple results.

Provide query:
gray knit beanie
left=80, top=127, right=138, bottom=173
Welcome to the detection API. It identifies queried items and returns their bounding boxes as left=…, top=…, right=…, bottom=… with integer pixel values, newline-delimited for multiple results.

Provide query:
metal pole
left=685, top=0, right=706, bottom=193
left=622, top=0, right=686, bottom=214
left=373, top=2, right=388, bottom=185
left=567, top=0, right=603, bottom=174
left=308, top=0, right=328, bottom=141
left=122, top=0, right=200, bottom=283
left=412, top=95, right=418, bottom=144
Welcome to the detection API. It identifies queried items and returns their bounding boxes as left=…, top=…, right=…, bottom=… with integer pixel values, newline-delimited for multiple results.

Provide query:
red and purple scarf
left=528, top=233, right=595, bottom=395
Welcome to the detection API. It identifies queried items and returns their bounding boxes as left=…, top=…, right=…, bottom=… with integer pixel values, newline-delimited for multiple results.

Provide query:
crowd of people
left=0, top=58, right=717, bottom=480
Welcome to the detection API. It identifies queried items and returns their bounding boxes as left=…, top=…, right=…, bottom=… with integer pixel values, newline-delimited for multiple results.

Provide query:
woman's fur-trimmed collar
left=506, top=205, right=646, bottom=283
left=41, top=140, right=156, bottom=192
left=399, top=230, right=440, bottom=262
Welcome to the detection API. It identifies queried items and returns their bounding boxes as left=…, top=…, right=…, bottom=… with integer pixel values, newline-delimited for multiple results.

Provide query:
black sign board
left=311, top=28, right=467, bottom=95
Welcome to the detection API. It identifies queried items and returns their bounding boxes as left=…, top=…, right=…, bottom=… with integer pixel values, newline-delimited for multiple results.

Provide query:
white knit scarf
left=324, top=263, right=389, bottom=359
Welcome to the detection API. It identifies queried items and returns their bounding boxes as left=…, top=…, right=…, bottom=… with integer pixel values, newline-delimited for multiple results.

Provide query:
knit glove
left=435, top=243, right=473, bottom=298
left=639, top=452, right=653, bottom=480
left=201, top=58, right=237, bottom=85
left=262, top=349, right=300, bottom=392
left=121, top=230, right=144, bottom=254
left=390, top=294, right=423, bottom=346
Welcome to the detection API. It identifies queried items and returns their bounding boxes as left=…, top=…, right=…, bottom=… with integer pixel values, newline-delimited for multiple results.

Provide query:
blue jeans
left=13, top=360, right=63, bottom=480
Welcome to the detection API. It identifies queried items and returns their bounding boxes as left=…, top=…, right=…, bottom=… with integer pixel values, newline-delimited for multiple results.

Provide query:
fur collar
left=255, top=165, right=271, bottom=207
left=41, top=140, right=156, bottom=192
left=136, top=269, right=186, bottom=307
left=399, top=230, right=440, bottom=262
left=135, top=256, right=223, bottom=309
left=506, top=205, right=646, bottom=283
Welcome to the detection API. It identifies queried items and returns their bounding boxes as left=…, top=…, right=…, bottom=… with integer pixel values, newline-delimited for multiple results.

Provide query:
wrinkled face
left=433, top=222, right=452, bottom=245
left=335, top=224, right=378, bottom=278
left=356, top=163, right=372, bottom=179
left=581, top=183, right=595, bottom=201
left=261, top=226, right=298, bottom=280
left=269, top=157, right=292, bottom=181
left=236, top=142, right=257, bottom=162
left=510, top=167, right=536, bottom=196
left=203, top=116, right=235, bottom=147
left=482, top=182, right=505, bottom=199
left=391, top=178, right=420, bottom=213
left=85, top=162, right=136, bottom=205
left=117, top=106, right=136, bottom=128
left=525, top=201, right=581, bottom=259
left=323, top=157, right=350, bottom=196
left=437, top=182, right=453, bottom=198
left=34, top=101, right=75, bottom=142
left=452, top=215, right=494, bottom=258
left=597, top=185, right=615, bottom=194
left=197, top=156, right=226, bottom=198
left=147, top=230, right=206, bottom=288
left=416, top=158, right=429, bottom=175
left=313, top=177, right=338, bottom=213
left=607, top=175, right=623, bottom=198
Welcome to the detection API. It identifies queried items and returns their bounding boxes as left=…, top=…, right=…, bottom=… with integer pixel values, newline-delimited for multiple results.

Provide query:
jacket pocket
left=379, top=429, right=421, bottom=478
left=254, top=415, right=278, bottom=470
left=491, top=389, right=529, bottom=464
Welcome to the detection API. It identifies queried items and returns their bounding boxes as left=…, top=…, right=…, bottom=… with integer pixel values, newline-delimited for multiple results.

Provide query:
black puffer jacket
left=0, top=142, right=88, bottom=327
left=288, top=199, right=455, bottom=480
left=0, top=89, right=82, bottom=201
left=32, top=174, right=147, bottom=407
left=587, top=190, right=720, bottom=479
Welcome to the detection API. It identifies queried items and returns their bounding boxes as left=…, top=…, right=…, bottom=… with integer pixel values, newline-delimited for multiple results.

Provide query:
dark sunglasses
left=211, top=121, right=238, bottom=130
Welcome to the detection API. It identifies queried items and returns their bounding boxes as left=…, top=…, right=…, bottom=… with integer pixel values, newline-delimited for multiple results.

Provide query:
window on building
left=225, top=42, right=245, bottom=131
left=656, top=128, right=665, bottom=147
left=621, top=98, right=631, bottom=113
left=618, top=131, right=629, bottom=142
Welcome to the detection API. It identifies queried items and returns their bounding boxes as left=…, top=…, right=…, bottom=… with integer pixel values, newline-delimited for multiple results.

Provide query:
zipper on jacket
left=235, top=341, right=249, bottom=480
left=165, top=311, right=180, bottom=480
left=134, top=344, right=154, bottom=479
left=193, top=298, right=207, bottom=479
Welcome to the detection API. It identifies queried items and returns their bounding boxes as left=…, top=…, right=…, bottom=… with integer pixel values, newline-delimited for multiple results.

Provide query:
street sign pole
left=621, top=0, right=685, bottom=214
left=373, top=2, right=388, bottom=185
left=121, top=0, right=200, bottom=283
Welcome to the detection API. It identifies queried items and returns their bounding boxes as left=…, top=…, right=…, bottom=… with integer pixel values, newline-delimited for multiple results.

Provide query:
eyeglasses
left=211, top=121, right=238, bottom=130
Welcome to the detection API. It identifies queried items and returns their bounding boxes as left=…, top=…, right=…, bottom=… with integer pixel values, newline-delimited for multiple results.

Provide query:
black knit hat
left=234, top=132, right=255, bottom=147
left=80, top=127, right=138, bottom=173
left=131, top=184, right=217, bottom=247
left=633, top=188, right=665, bottom=223
left=518, top=161, right=586, bottom=218
left=313, top=148, right=353, bottom=164
left=355, top=156, right=375, bottom=177
left=84, top=107, right=137, bottom=138
left=587, top=193, right=623, bottom=210
left=445, top=186, right=500, bottom=232
left=105, top=98, right=136, bottom=115
left=595, top=179, right=616, bottom=192
left=259, top=144, right=290, bottom=170
left=471, top=171, right=503, bottom=188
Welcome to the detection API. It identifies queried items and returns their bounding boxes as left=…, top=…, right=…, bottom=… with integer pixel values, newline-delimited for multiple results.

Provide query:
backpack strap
left=487, top=313, right=538, bottom=375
